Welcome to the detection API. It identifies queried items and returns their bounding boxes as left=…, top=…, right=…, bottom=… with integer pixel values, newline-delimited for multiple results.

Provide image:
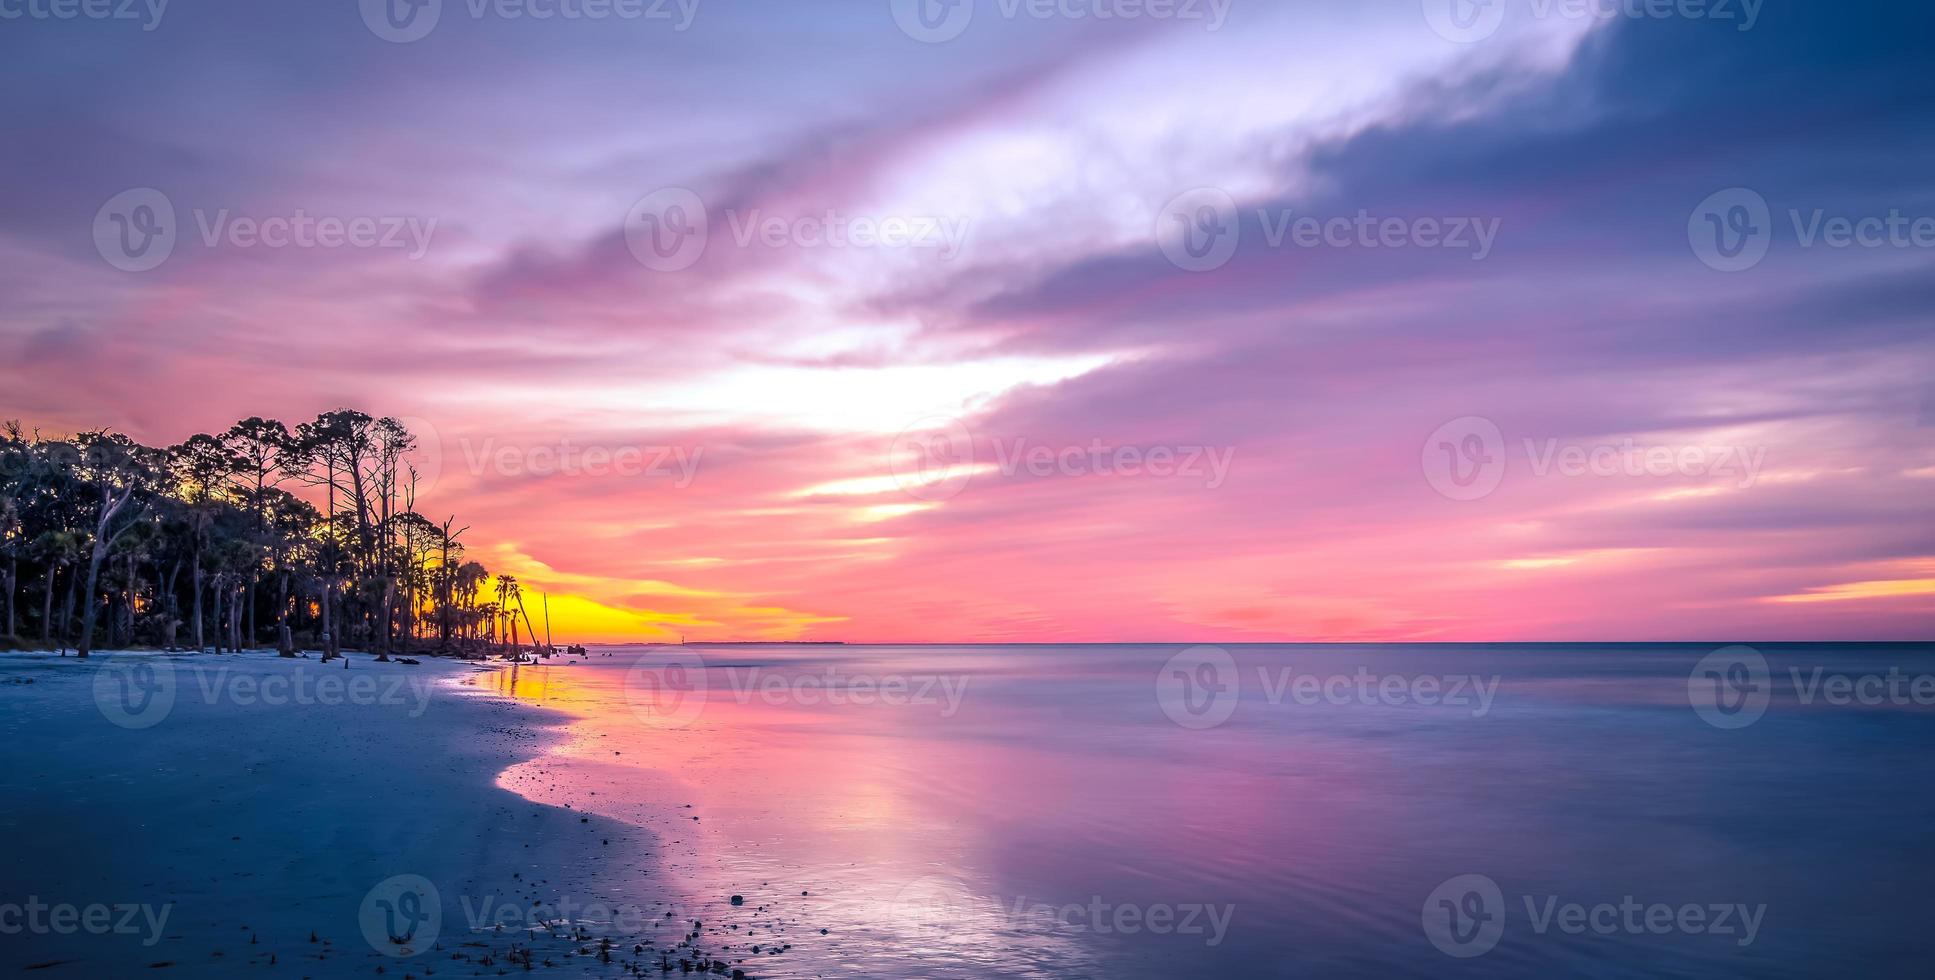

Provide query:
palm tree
left=494, top=575, right=529, bottom=658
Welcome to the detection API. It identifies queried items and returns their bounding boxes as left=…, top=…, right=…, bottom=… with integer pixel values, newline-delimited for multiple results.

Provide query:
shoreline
left=0, top=649, right=739, bottom=976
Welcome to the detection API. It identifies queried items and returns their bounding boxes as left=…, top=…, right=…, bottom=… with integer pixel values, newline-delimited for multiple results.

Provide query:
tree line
left=0, top=411, right=549, bottom=659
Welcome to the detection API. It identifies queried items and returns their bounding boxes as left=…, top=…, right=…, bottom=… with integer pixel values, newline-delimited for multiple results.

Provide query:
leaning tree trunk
left=75, top=542, right=110, bottom=658
left=519, top=603, right=541, bottom=657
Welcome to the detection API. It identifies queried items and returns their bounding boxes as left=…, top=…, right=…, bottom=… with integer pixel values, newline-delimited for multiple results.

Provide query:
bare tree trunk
left=192, top=553, right=204, bottom=652
left=163, top=560, right=181, bottom=650
left=61, top=568, right=77, bottom=654
left=377, top=578, right=396, bottom=660
left=42, top=566, right=56, bottom=647
left=322, top=579, right=337, bottom=660
left=211, top=577, right=225, bottom=654
left=75, top=542, right=109, bottom=658
left=5, top=556, right=15, bottom=639
left=277, top=573, right=294, bottom=656
left=117, top=553, right=135, bottom=647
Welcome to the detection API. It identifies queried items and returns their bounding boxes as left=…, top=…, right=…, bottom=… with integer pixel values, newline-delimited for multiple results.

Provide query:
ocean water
left=478, top=643, right=1934, bottom=979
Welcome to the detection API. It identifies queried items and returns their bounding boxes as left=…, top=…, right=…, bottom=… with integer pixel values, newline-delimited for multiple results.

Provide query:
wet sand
left=0, top=650, right=764, bottom=977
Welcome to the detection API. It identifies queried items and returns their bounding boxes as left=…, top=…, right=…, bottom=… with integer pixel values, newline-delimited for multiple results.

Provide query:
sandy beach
left=0, top=650, right=760, bottom=977
left=9, top=642, right=1933, bottom=979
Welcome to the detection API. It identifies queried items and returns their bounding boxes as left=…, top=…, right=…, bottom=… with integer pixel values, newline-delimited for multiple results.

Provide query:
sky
left=0, top=0, right=1930, bottom=642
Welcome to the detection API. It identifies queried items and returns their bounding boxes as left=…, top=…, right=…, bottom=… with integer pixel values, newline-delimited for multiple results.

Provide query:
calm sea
left=480, top=642, right=1933, bottom=978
